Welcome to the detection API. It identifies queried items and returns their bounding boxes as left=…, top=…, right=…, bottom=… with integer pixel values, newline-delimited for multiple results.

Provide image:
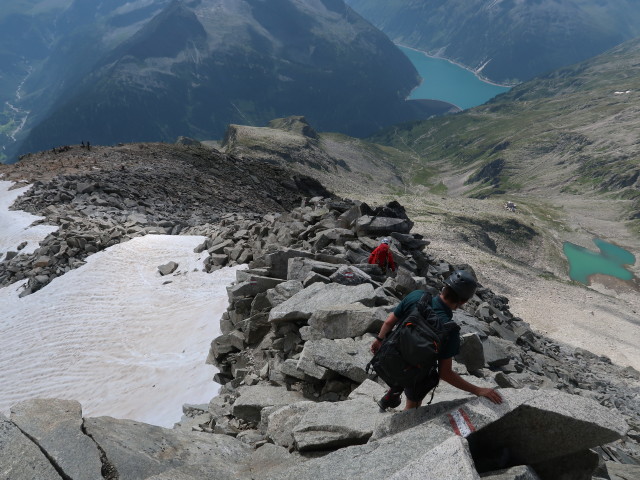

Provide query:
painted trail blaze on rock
left=563, top=238, right=636, bottom=284
left=447, top=408, right=477, bottom=437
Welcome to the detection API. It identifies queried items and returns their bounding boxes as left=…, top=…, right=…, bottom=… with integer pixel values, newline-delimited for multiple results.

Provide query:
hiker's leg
left=404, top=381, right=432, bottom=409
left=404, top=398, right=422, bottom=410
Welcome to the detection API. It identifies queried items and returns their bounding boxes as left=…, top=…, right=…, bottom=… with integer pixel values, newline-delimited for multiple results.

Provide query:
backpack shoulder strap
left=415, top=291, right=433, bottom=317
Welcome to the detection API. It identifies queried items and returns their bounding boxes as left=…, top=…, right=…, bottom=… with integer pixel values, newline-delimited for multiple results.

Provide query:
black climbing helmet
left=444, top=270, right=478, bottom=302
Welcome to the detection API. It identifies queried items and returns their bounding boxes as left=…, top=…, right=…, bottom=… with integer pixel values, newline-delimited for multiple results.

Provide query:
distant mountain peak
left=344, top=0, right=640, bottom=84
left=112, top=0, right=207, bottom=60
left=11, top=0, right=449, bottom=160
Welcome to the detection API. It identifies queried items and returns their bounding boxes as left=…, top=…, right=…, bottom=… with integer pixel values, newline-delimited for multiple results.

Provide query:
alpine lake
left=563, top=239, right=637, bottom=285
left=399, top=45, right=510, bottom=110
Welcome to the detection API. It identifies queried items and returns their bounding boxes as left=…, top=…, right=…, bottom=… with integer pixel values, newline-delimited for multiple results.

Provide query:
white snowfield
left=1, top=183, right=241, bottom=427
left=0, top=180, right=58, bottom=258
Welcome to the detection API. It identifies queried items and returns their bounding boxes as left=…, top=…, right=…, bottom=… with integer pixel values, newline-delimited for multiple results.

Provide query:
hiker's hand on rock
left=477, top=388, right=503, bottom=404
left=371, top=339, right=382, bottom=354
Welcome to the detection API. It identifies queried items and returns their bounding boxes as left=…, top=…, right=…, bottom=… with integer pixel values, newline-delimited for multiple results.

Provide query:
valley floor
left=343, top=188, right=640, bottom=371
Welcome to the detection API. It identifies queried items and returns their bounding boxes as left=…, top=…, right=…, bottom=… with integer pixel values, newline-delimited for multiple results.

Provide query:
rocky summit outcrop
left=221, top=116, right=410, bottom=197
left=2, top=192, right=639, bottom=479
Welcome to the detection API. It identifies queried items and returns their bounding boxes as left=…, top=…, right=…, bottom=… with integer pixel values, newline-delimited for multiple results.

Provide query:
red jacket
left=368, top=244, right=396, bottom=272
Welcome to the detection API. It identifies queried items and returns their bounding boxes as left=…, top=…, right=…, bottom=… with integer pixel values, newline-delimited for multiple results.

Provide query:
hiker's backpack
left=367, top=293, right=460, bottom=390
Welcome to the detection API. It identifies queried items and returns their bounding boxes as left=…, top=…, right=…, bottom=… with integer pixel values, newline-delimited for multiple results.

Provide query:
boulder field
left=1, top=187, right=639, bottom=478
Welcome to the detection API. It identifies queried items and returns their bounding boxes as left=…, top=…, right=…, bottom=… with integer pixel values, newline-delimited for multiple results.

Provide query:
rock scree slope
left=0, top=147, right=639, bottom=479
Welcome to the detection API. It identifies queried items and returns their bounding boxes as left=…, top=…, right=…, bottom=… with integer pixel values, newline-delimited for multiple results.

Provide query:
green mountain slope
left=11, top=0, right=448, bottom=162
left=371, top=38, right=640, bottom=221
left=344, top=0, right=640, bottom=84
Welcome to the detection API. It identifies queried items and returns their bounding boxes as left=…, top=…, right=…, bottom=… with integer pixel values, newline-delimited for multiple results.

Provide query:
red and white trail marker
left=447, top=408, right=476, bottom=437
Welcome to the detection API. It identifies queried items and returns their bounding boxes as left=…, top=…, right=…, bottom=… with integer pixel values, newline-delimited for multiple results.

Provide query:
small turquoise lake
left=399, top=46, right=511, bottom=110
left=563, top=239, right=636, bottom=285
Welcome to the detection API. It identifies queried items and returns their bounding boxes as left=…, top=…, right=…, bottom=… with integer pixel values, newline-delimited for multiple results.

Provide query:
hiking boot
left=377, top=389, right=402, bottom=410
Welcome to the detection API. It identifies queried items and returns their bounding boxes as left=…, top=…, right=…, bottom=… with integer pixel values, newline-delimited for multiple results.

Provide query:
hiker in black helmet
left=371, top=269, right=503, bottom=410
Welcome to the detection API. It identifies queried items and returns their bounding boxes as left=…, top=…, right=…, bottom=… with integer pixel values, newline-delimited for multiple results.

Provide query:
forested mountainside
left=344, top=0, right=640, bottom=85
left=4, top=0, right=445, bottom=163
left=0, top=0, right=173, bottom=162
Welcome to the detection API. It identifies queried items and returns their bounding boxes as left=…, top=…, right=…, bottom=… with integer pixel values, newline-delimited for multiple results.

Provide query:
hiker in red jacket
left=368, top=238, right=396, bottom=274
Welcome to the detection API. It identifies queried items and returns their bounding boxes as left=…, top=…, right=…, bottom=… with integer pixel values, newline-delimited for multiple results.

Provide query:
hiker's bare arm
left=379, top=312, right=400, bottom=338
left=439, top=358, right=503, bottom=404
left=370, top=312, right=400, bottom=353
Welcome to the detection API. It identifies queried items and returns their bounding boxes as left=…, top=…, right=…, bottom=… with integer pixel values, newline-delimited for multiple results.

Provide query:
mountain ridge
left=220, top=115, right=416, bottom=195
left=344, top=0, right=640, bottom=85
left=6, top=0, right=444, bottom=163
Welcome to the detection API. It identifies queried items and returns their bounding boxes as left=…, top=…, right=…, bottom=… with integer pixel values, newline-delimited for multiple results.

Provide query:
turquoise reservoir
left=563, top=239, right=636, bottom=284
left=399, top=46, right=511, bottom=110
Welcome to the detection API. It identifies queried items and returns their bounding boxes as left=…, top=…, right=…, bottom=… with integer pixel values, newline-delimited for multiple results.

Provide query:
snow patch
left=1, top=193, right=243, bottom=426
left=0, top=180, right=58, bottom=259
